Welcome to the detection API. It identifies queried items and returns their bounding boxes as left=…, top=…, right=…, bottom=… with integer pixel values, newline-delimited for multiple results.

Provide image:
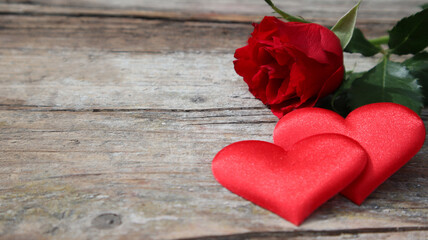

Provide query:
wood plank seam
left=1, top=2, right=420, bottom=25
left=0, top=11, right=254, bottom=24
left=0, top=106, right=268, bottom=112
left=178, top=227, right=428, bottom=240
left=0, top=3, right=258, bottom=24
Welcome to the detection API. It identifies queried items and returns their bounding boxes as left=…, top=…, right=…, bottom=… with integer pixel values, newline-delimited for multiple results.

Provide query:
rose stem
left=369, top=35, right=389, bottom=46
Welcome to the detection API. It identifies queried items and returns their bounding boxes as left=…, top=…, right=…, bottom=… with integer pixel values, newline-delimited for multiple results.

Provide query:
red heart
left=274, top=103, right=426, bottom=205
left=212, top=134, right=368, bottom=225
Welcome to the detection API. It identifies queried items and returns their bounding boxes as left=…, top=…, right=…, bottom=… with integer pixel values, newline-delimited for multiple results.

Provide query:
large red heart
left=274, top=103, right=426, bottom=205
left=212, top=134, right=368, bottom=225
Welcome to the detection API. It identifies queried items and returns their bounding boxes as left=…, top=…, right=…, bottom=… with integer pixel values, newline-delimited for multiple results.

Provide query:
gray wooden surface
left=0, top=0, right=427, bottom=239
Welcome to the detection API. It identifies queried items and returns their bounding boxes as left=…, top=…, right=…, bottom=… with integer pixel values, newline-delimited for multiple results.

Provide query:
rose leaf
left=403, top=51, right=428, bottom=105
left=331, top=0, right=361, bottom=49
left=344, top=28, right=381, bottom=56
left=326, top=71, right=365, bottom=117
left=388, top=8, right=428, bottom=55
left=349, top=57, right=423, bottom=114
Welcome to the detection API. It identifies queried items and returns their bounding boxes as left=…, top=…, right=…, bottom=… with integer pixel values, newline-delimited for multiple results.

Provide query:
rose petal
left=254, top=16, right=280, bottom=40
left=249, top=68, right=269, bottom=103
left=234, top=45, right=251, bottom=59
left=277, top=22, right=341, bottom=64
left=233, top=59, right=258, bottom=80
left=316, top=65, right=345, bottom=100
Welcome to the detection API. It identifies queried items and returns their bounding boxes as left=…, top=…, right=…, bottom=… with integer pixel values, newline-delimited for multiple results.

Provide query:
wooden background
left=0, top=0, right=427, bottom=239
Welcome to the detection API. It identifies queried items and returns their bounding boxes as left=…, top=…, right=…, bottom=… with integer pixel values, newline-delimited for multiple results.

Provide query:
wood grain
left=0, top=0, right=427, bottom=239
left=1, top=0, right=426, bottom=22
left=1, top=0, right=427, bottom=36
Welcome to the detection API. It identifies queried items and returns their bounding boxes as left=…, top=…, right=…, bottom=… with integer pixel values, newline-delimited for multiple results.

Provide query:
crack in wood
left=187, top=120, right=277, bottom=125
left=91, top=107, right=267, bottom=113
left=0, top=106, right=267, bottom=113
left=0, top=9, right=254, bottom=24
left=47, top=173, right=104, bottom=179
left=178, top=227, right=428, bottom=240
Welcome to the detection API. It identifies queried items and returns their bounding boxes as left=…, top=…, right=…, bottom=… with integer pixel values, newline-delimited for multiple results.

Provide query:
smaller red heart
left=212, top=134, right=368, bottom=225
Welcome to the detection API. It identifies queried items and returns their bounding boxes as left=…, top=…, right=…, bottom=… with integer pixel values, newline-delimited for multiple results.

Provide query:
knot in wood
left=91, top=213, right=122, bottom=229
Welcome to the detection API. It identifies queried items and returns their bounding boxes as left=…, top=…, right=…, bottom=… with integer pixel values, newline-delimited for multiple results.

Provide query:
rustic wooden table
left=1, top=0, right=427, bottom=239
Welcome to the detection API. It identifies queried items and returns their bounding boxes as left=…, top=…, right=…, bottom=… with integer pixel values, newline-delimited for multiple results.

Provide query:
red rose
left=234, top=16, right=344, bottom=118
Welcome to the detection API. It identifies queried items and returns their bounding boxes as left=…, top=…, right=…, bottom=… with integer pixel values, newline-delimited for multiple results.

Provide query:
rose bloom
left=234, top=16, right=344, bottom=118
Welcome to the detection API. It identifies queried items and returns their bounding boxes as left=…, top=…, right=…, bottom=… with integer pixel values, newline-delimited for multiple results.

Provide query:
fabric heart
left=212, top=134, right=368, bottom=225
left=274, top=103, right=426, bottom=205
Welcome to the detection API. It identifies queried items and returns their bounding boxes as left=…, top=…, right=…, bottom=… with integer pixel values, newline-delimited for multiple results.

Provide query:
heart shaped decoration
left=212, top=134, right=368, bottom=225
left=274, top=103, right=426, bottom=205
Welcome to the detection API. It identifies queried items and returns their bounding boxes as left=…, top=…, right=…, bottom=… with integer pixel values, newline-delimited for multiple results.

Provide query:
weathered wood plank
left=1, top=0, right=426, bottom=22
left=1, top=0, right=427, bottom=36
left=0, top=109, right=427, bottom=239
left=0, top=50, right=381, bottom=110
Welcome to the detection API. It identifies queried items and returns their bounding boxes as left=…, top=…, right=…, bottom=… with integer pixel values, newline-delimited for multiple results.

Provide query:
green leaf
left=388, top=8, right=428, bottom=55
left=331, top=0, right=361, bottom=49
left=403, top=51, right=428, bottom=105
left=345, top=28, right=381, bottom=56
left=328, top=71, right=365, bottom=116
left=335, top=71, right=365, bottom=99
left=343, top=71, right=366, bottom=91
left=421, top=3, right=428, bottom=9
left=349, top=57, right=423, bottom=114
left=264, top=0, right=309, bottom=23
